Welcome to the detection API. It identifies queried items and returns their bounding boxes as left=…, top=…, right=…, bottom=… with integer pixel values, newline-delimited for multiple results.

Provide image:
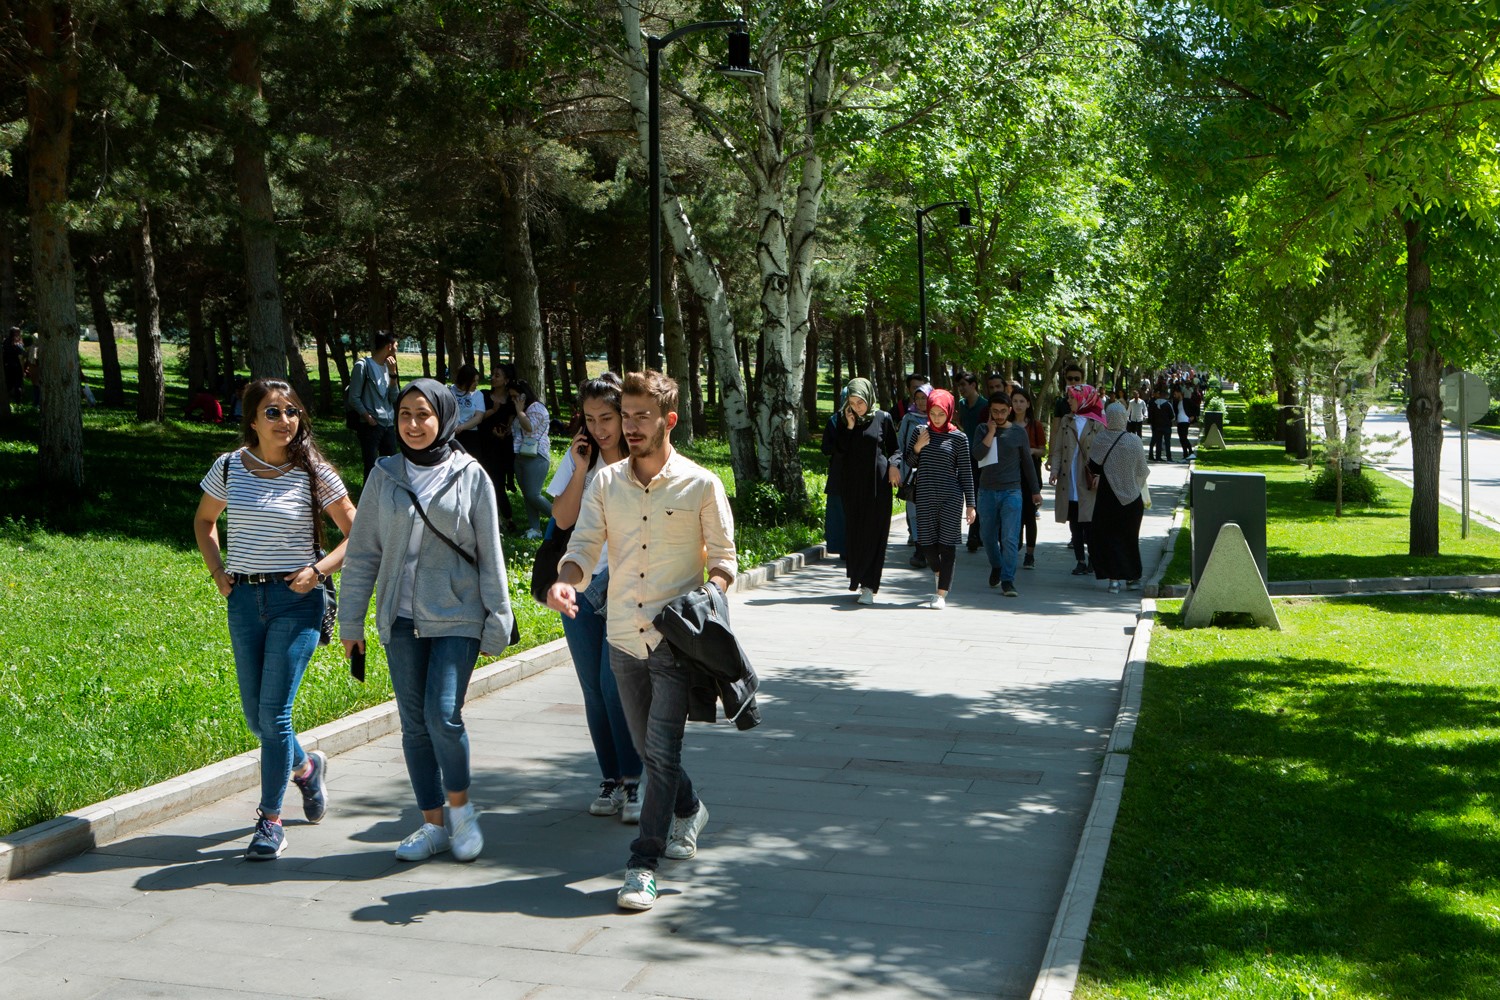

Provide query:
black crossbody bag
left=398, top=484, right=521, bottom=650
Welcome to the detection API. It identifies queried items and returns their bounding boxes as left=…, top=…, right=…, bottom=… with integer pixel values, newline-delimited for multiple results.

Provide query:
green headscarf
left=844, top=377, right=877, bottom=424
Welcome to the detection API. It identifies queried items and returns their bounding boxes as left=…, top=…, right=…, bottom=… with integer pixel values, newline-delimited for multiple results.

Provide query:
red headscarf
left=1068, top=384, right=1107, bottom=426
left=926, top=388, right=956, bottom=431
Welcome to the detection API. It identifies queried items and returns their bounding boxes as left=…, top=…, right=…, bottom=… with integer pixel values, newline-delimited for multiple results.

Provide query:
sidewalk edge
left=1029, top=597, right=1158, bottom=1000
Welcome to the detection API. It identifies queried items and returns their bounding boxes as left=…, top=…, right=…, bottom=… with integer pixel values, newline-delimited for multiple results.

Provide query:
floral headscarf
left=925, top=388, right=956, bottom=431
left=1068, top=383, right=1107, bottom=426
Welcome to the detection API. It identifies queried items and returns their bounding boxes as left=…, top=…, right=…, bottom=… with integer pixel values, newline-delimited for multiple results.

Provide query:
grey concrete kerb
left=0, top=542, right=834, bottom=886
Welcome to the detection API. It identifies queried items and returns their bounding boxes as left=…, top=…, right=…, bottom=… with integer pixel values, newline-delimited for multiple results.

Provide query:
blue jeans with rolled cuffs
left=610, top=641, right=699, bottom=871
left=226, top=580, right=322, bottom=816
left=560, top=571, right=642, bottom=783
left=384, top=618, right=481, bottom=811
left=978, top=487, right=1022, bottom=582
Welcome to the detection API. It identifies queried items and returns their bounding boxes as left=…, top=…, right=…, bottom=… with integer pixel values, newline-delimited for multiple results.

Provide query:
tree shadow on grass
left=1084, top=647, right=1500, bottom=1000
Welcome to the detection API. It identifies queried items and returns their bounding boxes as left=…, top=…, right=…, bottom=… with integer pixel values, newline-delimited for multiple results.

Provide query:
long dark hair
left=512, top=379, right=541, bottom=410
left=574, top=373, right=628, bottom=470
left=240, top=378, right=334, bottom=550
left=1009, top=386, right=1035, bottom=423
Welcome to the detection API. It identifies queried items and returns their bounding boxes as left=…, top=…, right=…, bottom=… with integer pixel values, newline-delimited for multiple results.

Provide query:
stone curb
left=1029, top=597, right=1159, bottom=1000
left=0, top=542, right=835, bottom=885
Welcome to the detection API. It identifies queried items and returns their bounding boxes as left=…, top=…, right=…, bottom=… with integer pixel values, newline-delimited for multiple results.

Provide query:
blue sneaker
left=246, top=811, right=286, bottom=861
left=292, top=750, right=328, bottom=824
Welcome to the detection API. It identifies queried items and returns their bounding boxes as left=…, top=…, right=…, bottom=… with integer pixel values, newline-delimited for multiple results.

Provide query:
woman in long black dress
left=476, top=363, right=518, bottom=534
left=828, top=378, right=902, bottom=605
left=1087, top=402, right=1151, bottom=594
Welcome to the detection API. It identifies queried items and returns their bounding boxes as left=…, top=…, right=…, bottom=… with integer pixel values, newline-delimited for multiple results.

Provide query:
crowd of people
left=193, top=359, right=743, bottom=913
left=823, top=362, right=1203, bottom=606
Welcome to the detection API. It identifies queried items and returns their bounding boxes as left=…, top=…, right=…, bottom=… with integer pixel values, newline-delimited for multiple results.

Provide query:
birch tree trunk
left=130, top=201, right=164, bottom=422
left=27, top=1, right=84, bottom=488
left=229, top=29, right=287, bottom=380
left=497, top=161, right=545, bottom=400
left=617, top=0, right=755, bottom=489
left=436, top=276, right=459, bottom=381
left=1403, top=217, right=1442, bottom=556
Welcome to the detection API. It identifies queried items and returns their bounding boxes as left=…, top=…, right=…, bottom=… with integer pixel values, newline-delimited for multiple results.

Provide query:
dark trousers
left=1149, top=424, right=1171, bottom=461
left=1126, top=421, right=1143, bottom=436
left=609, top=642, right=699, bottom=871
left=919, top=542, right=957, bottom=591
left=1067, top=500, right=1091, bottom=565
left=356, top=422, right=398, bottom=479
left=1177, top=422, right=1192, bottom=457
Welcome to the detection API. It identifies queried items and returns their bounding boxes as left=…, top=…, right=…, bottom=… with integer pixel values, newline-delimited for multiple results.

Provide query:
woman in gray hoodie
left=339, top=379, right=514, bottom=864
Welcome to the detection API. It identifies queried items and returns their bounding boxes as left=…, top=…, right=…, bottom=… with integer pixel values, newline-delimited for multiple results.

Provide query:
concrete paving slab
left=0, top=462, right=1189, bottom=999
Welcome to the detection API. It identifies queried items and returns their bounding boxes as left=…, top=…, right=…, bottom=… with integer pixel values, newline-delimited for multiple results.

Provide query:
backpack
left=343, top=358, right=368, bottom=430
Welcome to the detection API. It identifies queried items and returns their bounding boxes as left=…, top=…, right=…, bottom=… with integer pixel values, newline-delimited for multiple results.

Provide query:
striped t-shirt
left=200, top=450, right=349, bottom=574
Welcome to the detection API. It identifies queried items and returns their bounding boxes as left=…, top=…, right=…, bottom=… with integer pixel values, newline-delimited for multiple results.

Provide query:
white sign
left=1441, top=372, right=1490, bottom=426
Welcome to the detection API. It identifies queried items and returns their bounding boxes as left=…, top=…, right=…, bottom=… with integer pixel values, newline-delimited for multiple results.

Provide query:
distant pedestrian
left=449, top=364, right=487, bottom=458
left=338, top=378, right=514, bottom=864
left=1172, top=385, right=1195, bottom=462
left=1148, top=388, right=1174, bottom=462
left=1126, top=389, right=1148, bottom=437
left=1051, top=364, right=1085, bottom=442
left=894, top=372, right=928, bottom=421
left=1048, top=383, right=1106, bottom=576
left=954, top=372, right=987, bottom=553
left=972, top=392, right=1040, bottom=597
left=896, top=384, right=932, bottom=564
left=907, top=388, right=976, bottom=610
left=547, top=373, right=644, bottom=823
left=184, top=385, right=224, bottom=423
left=193, top=378, right=356, bottom=860
left=477, top=364, right=519, bottom=534
left=1009, top=387, right=1045, bottom=570
left=349, top=332, right=401, bottom=478
left=509, top=379, right=552, bottom=539
left=827, top=377, right=902, bottom=605
left=819, top=388, right=849, bottom=557
left=1088, top=402, right=1151, bottom=593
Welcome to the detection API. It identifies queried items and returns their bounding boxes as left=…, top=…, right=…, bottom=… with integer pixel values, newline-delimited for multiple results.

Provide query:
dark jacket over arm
left=653, top=585, right=761, bottom=730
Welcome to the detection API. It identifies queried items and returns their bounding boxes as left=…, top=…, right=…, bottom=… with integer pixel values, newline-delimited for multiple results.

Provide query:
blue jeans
left=610, top=641, right=699, bottom=871
left=226, top=580, right=322, bottom=815
left=515, top=452, right=553, bottom=532
left=385, top=618, right=480, bottom=811
left=978, top=487, right=1022, bottom=582
left=561, top=573, right=642, bottom=782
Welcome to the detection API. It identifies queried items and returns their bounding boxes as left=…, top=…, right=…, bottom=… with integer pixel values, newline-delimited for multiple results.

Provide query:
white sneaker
left=617, top=866, right=658, bottom=910
left=523, top=528, right=544, bottom=540
left=590, top=780, right=624, bottom=816
left=1126, top=579, right=1141, bottom=591
left=1108, top=581, right=1122, bottom=594
left=447, top=802, right=484, bottom=862
left=857, top=587, right=874, bottom=605
left=620, top=782, right=641, bottom=824
left=930, top=594, right=947, bottom=610
left=394, top=822, right=450, bottom=861
left=664, top=802, right=709, bottom=860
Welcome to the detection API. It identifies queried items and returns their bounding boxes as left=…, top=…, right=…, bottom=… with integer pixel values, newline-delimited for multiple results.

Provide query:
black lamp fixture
left=647, top=19, right=762, bottom=372
left=915, top=200, right=976, bottom=371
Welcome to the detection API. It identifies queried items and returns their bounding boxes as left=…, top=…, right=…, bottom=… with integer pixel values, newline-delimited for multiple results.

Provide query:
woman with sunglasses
left=193, top=379, right=357, bottom=861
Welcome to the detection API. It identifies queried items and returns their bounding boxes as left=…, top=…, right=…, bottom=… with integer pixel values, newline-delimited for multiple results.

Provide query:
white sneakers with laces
left=447, top=802, right=484, bottom=862
left=664, top=802, right=710, bottom=860
left=617, top=867, right=658, bottom=910
left=394, top=822, right=450, bottom=861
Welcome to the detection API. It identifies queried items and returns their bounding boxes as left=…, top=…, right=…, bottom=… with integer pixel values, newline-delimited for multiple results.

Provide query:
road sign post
left=1441, top=371, right=1492, bottom=540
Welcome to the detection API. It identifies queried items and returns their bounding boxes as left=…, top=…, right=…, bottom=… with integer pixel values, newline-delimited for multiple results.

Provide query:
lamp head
left=719, top=27, right=763, bottom=79
left=957, top=204, right=974, bottom=228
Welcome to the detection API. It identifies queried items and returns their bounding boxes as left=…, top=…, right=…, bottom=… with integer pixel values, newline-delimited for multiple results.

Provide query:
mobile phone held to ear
left=349, top=645, right=366, bottom=683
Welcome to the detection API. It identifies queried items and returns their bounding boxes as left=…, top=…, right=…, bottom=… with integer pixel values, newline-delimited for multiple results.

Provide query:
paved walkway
left=0, top=463, right=1189, bottom=1000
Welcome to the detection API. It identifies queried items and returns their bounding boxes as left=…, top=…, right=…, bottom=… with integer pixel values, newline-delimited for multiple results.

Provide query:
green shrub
left=1246, top=395, right=1279, bottom=440
left=1308, top=465, right=1384, bottom=505
left=733, top=480, right=810, bottom=528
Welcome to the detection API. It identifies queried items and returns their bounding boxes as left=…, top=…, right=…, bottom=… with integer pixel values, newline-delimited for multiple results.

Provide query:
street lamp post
left=647, top=20, right=761, bottom=372
left=915, top=200, right=974, bottom=375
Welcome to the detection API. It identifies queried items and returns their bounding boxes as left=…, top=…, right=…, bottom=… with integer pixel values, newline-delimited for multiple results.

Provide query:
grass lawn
left=1077, top=594, right=1500, bottom=1000
left=0, top=346, right=828, bottom=836
left=1159, top=444, right=1500, bottom=584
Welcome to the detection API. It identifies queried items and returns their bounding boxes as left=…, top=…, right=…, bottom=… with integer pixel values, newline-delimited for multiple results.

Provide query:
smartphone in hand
left=349, top=645, right=366, bottom=683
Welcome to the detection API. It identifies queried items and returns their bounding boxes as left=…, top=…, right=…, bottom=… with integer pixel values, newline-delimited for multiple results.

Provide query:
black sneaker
left=246, top=810, right=286, bottom=861
left=292, top=750, right=328, bottom=824
left=988, top=569, right=1001, bottom=588
left=1071, top=562, right=1091, bottom=576
left=1002, top=581, right=1018, bottom=597
left=1023, top=552, right=1036, bottom=570
left=909, top=554, right=928, bottom=568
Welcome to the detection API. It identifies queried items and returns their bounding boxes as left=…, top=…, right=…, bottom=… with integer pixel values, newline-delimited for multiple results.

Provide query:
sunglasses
left=262, top=405, right=303, bottom=421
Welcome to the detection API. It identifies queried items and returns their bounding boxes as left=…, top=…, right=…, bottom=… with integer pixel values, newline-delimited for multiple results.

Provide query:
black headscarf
left=397, top=378, right=465, bottom=466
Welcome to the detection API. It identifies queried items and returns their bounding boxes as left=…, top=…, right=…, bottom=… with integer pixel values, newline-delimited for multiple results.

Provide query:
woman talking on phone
left=546, top=373, right=643, bottom=819
left=510, top=379, right=552, bottom=539
left=193, top=379, right=356, bottom=860
left=338, top=379, right=514, bottom=863
left=826, top=377, right=902, bottom=605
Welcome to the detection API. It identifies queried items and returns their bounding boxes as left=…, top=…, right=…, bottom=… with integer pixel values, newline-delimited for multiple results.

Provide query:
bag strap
left=399, top=484, right=476, bottom=566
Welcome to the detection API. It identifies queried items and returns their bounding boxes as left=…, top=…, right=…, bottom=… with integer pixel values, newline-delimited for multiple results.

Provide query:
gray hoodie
left=338, top=451, right=514, bottom=654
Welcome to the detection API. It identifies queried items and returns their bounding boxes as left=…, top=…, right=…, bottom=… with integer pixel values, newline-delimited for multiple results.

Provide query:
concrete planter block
left=1181, top=522, right=1281, bottom=629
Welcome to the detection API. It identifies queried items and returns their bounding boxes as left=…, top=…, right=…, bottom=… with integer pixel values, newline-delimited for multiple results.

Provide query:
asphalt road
left=1364, top=407, right=1500, bottom=526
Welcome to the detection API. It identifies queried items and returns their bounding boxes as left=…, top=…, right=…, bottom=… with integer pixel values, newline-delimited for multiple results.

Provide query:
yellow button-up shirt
left=559, top=449, right=737, bottom=659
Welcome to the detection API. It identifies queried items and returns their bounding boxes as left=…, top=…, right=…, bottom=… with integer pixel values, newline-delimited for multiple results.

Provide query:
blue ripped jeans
left=226, top=580, right=322, bottom=816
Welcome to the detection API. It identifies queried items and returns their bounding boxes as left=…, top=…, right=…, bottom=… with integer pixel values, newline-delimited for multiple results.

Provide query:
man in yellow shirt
left=548, top=370, right=737, bottom=911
